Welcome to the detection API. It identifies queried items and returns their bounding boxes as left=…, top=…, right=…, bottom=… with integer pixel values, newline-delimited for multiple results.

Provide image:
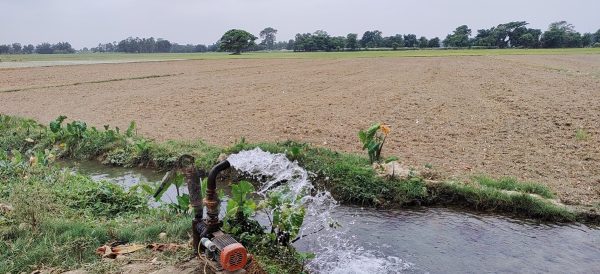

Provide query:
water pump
left=179, top=156, right=249, bottom=272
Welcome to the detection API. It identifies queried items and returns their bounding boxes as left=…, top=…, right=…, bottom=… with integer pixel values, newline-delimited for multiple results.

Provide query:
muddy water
left=59, top=160, right=180, bottom=204
left=65, top=160, right=600, bottom=273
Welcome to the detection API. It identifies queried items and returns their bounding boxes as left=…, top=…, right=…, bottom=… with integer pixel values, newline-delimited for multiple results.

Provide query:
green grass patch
left=0, top=156, right=189, bottom=273
left=0, top=213, right=193, bottom=273
left=0, top=114, right=221, bottom=171
left=429, top=182, right=575, bottom=222
left=575, top=128, right=590, bottom=141
left=1, top=47, right=599, bottom=63
left=474, top=176, right=555, bottom=199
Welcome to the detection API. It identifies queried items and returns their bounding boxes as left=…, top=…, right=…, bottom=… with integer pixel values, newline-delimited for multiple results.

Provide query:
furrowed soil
left=1, top=55, right=599, bottom=206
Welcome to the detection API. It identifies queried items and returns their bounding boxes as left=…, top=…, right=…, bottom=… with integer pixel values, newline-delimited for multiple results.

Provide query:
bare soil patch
left=1, top=55, right=599, bottom=205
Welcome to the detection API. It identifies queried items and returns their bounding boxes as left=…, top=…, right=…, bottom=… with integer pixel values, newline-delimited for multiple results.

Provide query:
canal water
left=64, top=157, right=600, bottom=273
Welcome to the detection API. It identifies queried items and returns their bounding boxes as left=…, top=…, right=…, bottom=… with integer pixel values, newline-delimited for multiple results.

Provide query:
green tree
left=382, top=34, right=403, bottom=49
left=11, top=43, right=22, bottom=54
left=403, top=34, right=418, bottom=47
left=360, top=30, right=383, bottom=48
left=541, top=21, right=581, bottom=48
left=443, top=25, right=472, bottom=47
left=219, top=29, right=257, bottom=54
left=330, top=36, right=346, bottom=51
left=155, top=39, right=172, bottom=53
left=293, top=33, right=313, bottom=51
left=259, top=27, right=278, bottom=50
left=346, top=33, right=359, bottom=50
left=51, top=42, right=75, bottom=53
left=418, top=36, right=428, bottom=48
left=286, top=39, right=295, bottom=50
left=23, top=44, right=34, bottom=54
left=35, top=43, right=54, bottom=54
left=312, top=30, right=331, bottom=51
left=518, top=33, right=537, bottom=48
left=427, top=37, right=441, bottom=47
left=582, top=33, right=594, bottom=47
left=0, top=45, right=9, bottom=54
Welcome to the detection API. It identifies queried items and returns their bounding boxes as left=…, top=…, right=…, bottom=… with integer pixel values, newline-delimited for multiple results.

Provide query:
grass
left=0, top=47, right=599, bottom=63
left=428, top=181, right=575, bottom=222
left=474, top=176, right=555, bottom=199
left=0, top=157, right=191, bottom=273
left=575, top=128, right=591, bottom=141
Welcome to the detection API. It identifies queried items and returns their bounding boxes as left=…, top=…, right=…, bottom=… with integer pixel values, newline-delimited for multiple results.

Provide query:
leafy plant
left=140, top=171, right=191, bottom=214
left=358, top=123, right=391, bottom=164
left=258, top=190, right=306, bottom=245
left=226, top=181, right=256, bottom=219
left=223, top=181, right=263, bottom=239
left=133, top=138, right=152, bottom=163
left=168, top=194, right=190, bottom=214
left=125, top=121, right=137, bottom=138
left=49, top=115, right=67, bottom=134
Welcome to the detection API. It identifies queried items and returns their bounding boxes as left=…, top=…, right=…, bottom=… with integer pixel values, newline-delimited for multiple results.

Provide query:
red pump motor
left=180, top=156, right=249, bottom=272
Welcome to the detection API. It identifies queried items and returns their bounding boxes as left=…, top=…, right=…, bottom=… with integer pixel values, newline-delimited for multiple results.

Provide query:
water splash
left=227, top=148, right=413, bottom=273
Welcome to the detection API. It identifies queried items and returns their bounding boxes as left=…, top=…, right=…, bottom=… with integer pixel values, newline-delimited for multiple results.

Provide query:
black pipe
left=204, top=160, right=230, bottom=233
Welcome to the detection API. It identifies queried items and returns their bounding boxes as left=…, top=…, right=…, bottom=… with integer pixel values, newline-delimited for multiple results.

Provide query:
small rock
left=158, top=232, right=167, bottom=240
left=373, top=161, right=414, bottom=179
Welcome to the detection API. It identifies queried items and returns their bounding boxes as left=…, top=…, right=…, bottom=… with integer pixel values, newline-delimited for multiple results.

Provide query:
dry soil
left=1, top=55, right=599, bottom=205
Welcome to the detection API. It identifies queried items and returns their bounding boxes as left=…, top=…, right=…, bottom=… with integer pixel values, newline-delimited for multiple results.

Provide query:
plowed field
left=1, top=54, right=599, bottom=205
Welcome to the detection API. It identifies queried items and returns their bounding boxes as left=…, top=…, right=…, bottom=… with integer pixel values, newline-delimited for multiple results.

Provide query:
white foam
left=228, top=148, right=413, bottom=273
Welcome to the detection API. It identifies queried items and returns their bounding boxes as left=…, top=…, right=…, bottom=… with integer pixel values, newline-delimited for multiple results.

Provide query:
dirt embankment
left=1, top=55, right=599, bottom=205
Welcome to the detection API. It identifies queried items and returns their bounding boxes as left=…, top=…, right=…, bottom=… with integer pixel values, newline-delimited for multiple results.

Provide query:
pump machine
left=170, top=155, right=250, bottom=272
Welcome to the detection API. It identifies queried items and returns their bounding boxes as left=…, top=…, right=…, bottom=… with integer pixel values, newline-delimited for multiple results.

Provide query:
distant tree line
left=89, top=37, right=219, bottom=53
left=443, top=21, right=600, bottom=48
left=288, top=30, right=441, bottom=52
left=1, top=20, right=599, bottom=55
left=0, top=42, right=74, bottom=54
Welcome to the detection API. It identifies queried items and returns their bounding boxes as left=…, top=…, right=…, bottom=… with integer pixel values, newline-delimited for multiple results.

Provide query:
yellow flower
left=380, top=124, right=391, bottom=135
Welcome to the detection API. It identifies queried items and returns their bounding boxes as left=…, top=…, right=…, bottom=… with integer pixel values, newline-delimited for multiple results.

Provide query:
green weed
left=429, top=182, right=574, bottom=222
left=575, top=128, right=590, bottom=141
left=474, top=176, right=555, bottom=199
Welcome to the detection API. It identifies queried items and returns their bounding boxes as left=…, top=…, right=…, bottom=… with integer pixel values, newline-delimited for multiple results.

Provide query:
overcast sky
left=1, top=0, right=599, bottom=48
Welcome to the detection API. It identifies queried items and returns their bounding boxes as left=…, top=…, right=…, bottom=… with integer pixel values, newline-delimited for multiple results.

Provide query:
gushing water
left=227, top=148, right=412, bottom=273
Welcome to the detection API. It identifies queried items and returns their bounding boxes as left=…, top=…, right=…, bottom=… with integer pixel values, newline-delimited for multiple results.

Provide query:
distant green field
left=1, top=48, right=599, bottom=63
